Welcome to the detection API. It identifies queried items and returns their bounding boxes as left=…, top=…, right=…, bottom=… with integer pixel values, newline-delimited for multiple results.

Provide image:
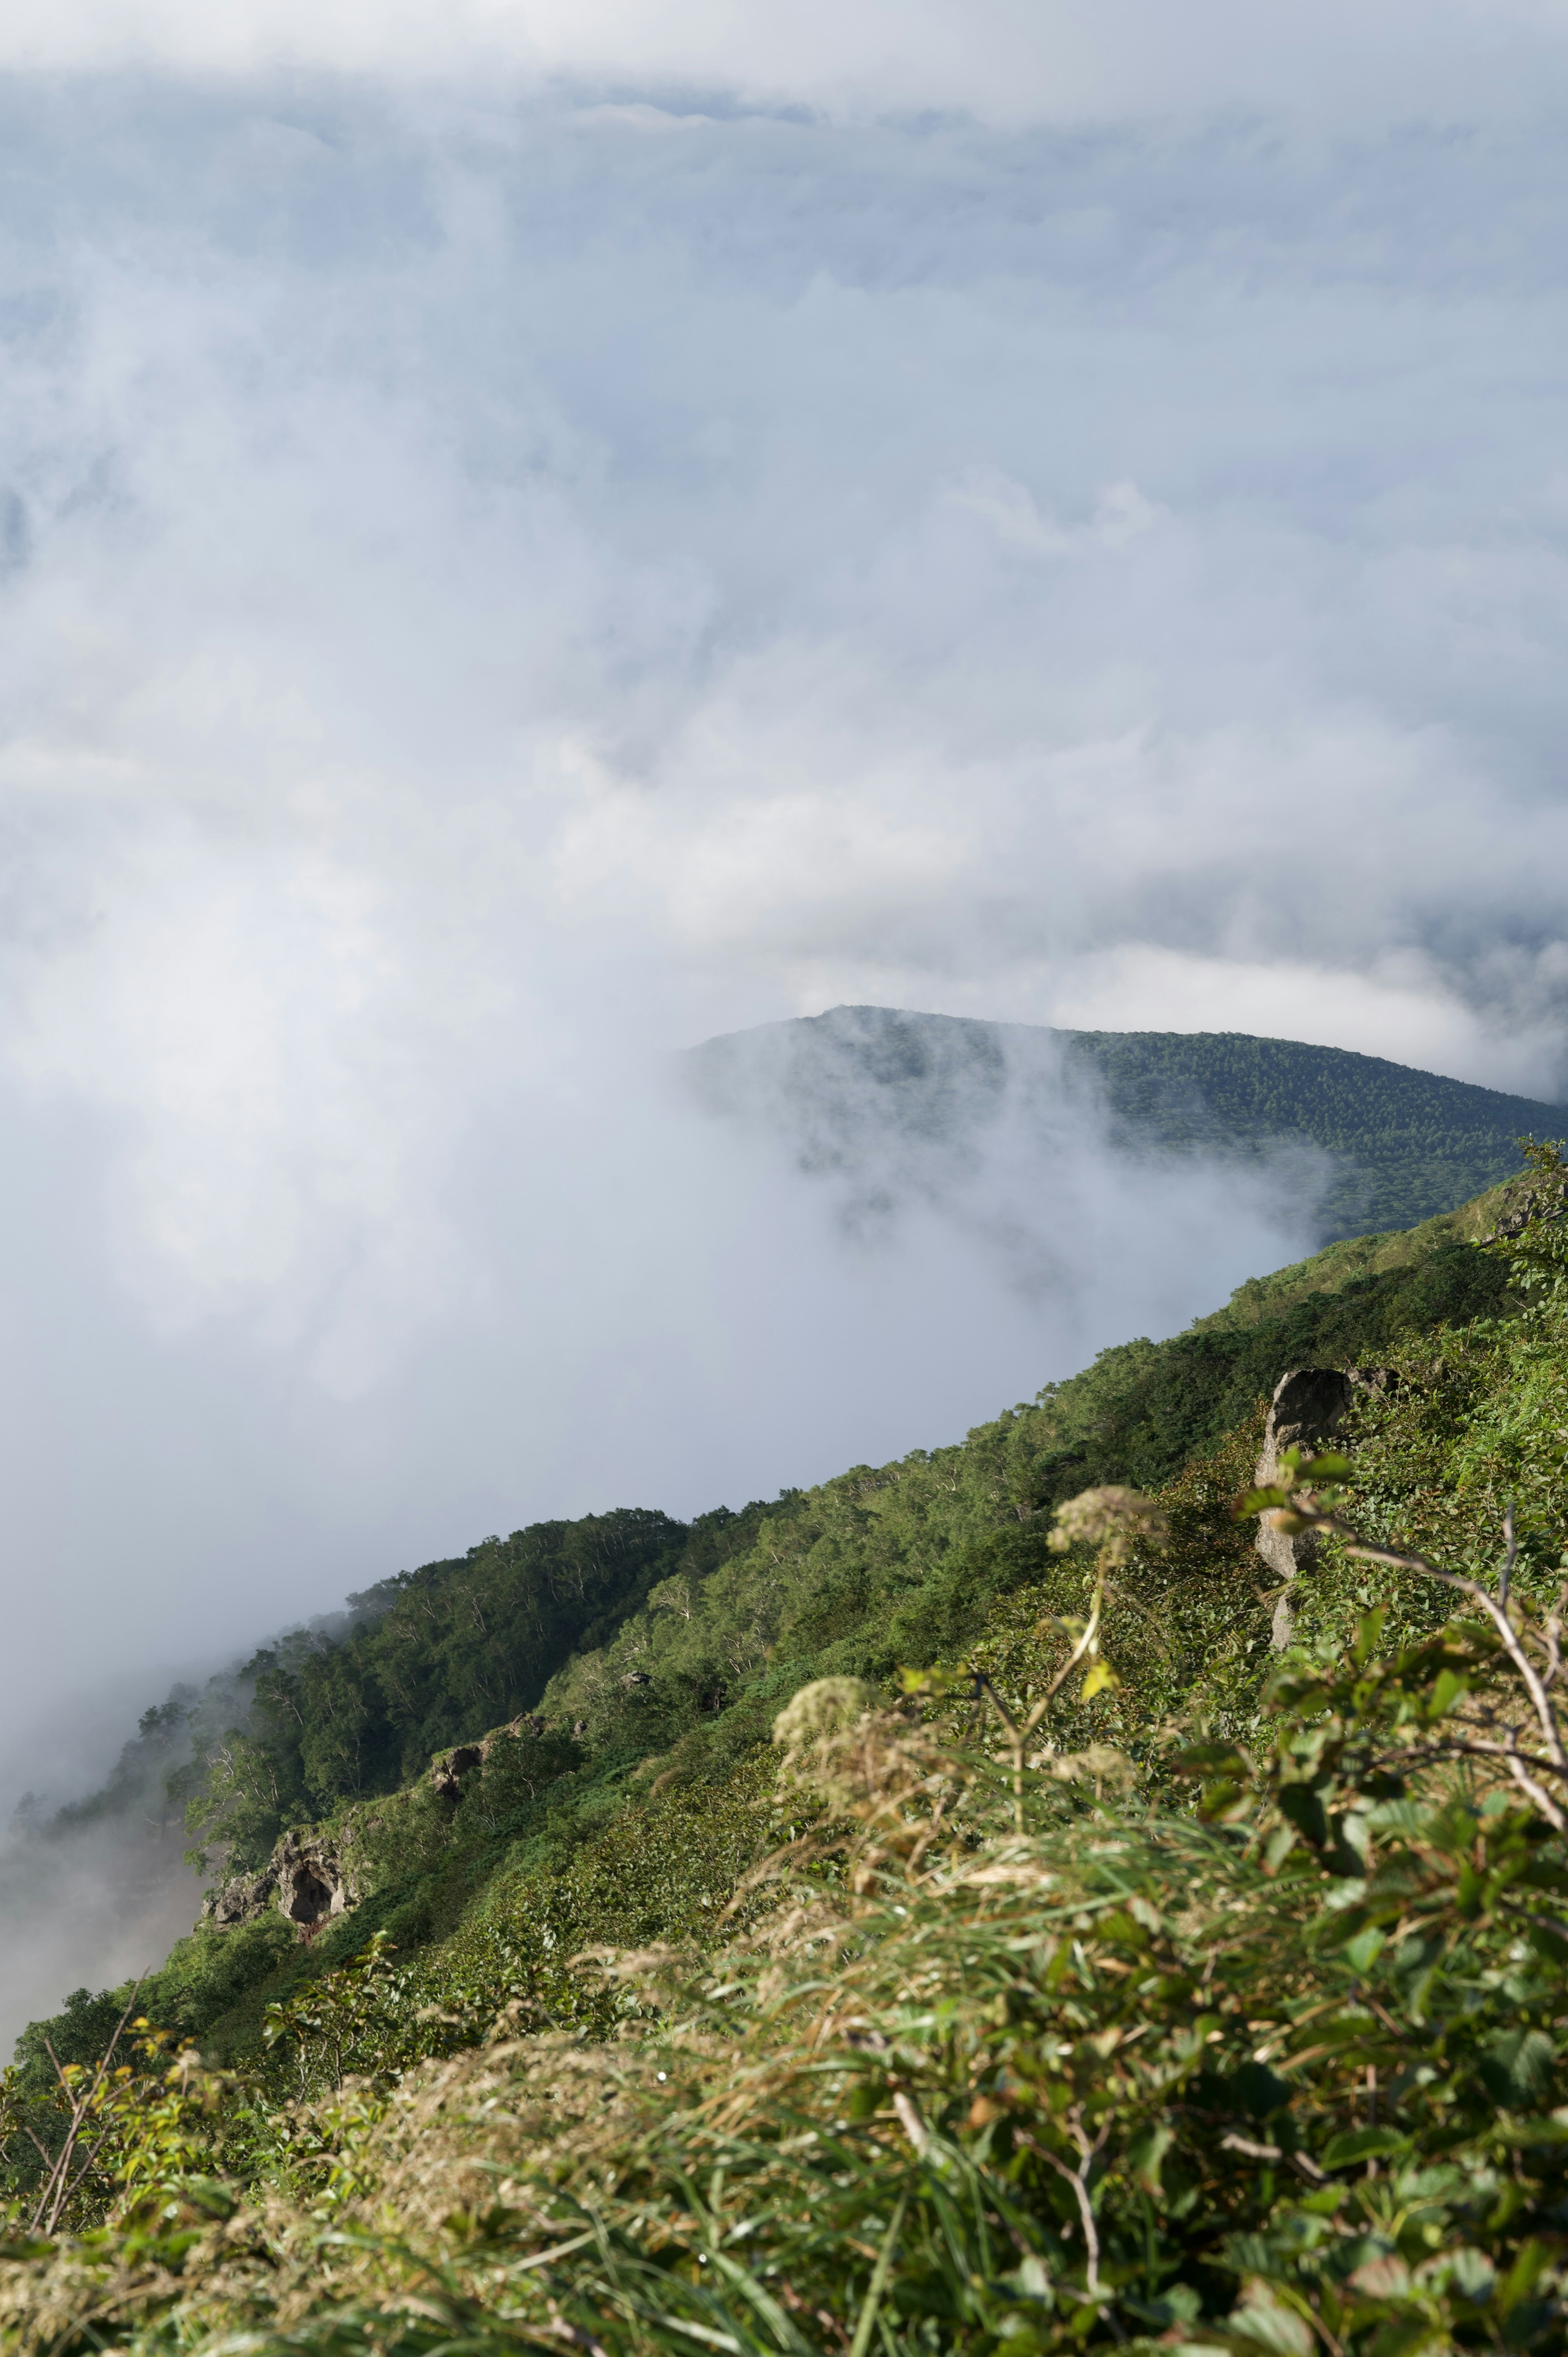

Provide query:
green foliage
left=174, top=1504, right=777, bottom=1870
left=15, top=1146, right=1568, bottom=2349
left=36, top=1170, right=1521, bottom=1913
left=18, top=1170, right=1526, bottom=2096
left=9, top=1517, right=1568, bottom=2351
left=1057, top=1025, right=1565, bottom=1236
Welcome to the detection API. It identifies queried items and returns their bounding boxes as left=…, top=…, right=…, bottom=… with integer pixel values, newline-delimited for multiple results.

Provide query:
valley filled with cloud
left=0, top=2, right=1564, bottom=1833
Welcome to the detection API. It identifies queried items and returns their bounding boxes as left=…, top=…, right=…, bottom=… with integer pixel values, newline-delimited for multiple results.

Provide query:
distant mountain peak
left=686, top=1006, right=1564, bottom=1243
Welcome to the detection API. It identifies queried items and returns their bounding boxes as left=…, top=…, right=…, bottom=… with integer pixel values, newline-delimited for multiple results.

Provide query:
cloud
left=3, top=2, right=1568, bottom=127
left=0, top=43, right=1565, bottom=1918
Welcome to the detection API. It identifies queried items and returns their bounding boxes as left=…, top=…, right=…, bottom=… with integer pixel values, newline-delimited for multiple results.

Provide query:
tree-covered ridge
left=174, top=1504, right=790, bottom=1875
left=688, top=1003, right=1564, bottom=1238
left=1189, top=1176, right=1515, bottom=1333
left=41, top=1179, right=1524, bottom=1889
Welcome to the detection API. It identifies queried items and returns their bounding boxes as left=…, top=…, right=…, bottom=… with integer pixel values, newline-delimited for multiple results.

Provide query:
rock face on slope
left=1256, top=1366, right=1396, bottom=1648
left=203, top=1712, right=555, bottom=1930
left=429, top=1713, right=546, bottom=1804
left=205, top=1826, right=361, bottom=1932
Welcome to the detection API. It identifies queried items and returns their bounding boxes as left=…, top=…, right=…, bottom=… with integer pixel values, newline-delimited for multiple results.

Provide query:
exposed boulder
left=1257, top=1367, right=1396, bottom=1648
left=274, top=1829, right=354, bottom=1929
left=431, top=1744, right=485, bottom=1805
left=206, top=1863, right=278, bottom=1929
left=429, top=1713, right=549, bottom=1804
left=201, top=1826, right=359, bottom=1935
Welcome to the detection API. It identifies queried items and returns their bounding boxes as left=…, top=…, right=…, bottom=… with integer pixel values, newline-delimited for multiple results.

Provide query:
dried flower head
left=771, top=1677, right=875, bottom=1752
left=1049, top=1485, right=1169, bottom=1565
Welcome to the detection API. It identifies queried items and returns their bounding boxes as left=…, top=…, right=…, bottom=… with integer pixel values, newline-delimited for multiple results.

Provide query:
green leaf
left=1427, top=1668, right=1467, bottom=1718
left=1174, top=1743, right=1250, bottom=1779
left=1351, top=1606, right=1389, bottom=1667
left=1341, top=1927, right=1385, bottom=1973
left=1278, top=1785, right=1329, bottom=1849
left=1347, top=2253, right=1411, bottom=2299
left=1526, top=1920, right=1568, bottom=1967
left=1320, top=2126, right=1408, bottom=2170
left=1497, top=2238, right=1550, bottom=2317
left=1127, top=2122, right=1175, bottom=2195
left=1479, top=2027, right=1557, bottom=2105
left=1224, top=2286, right=1314, bottom=2356
left=897, top=1665, right=964, bottom=1698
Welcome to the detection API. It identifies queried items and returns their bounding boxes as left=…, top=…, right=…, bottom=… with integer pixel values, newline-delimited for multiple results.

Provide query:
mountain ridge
left=687, top=1005, right=1565, bottom=1240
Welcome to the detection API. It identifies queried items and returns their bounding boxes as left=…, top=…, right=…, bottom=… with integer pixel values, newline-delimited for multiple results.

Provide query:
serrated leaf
left=1225, top=2286, right=1314, bottom=2357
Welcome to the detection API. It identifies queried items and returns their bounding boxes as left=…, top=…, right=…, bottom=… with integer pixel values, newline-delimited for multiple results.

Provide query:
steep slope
left=686, top=1005, right=1564, bottom=1239
left=10, top=1165, right=1529, bottom=2082
left=11, top=1160, right=1568, bottom=2357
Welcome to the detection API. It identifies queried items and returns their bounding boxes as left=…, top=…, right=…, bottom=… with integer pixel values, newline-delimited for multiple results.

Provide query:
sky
left=1, top=0, right=1567, bottom=1851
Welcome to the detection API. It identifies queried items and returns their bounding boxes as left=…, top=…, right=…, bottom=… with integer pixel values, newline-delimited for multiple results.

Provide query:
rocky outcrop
left=1479, top=1175, right=1566, bottom=1243
left=203, top=1713, right=559, bottom=1931
left=430, top=1745, right=486, bottom=1805
left=206, top=1862, right=278, bottom=1929
left=430, top=1713, right=548, bottom=1805
left=203, top=1826, right=360, bottom=1934
left=1257, top=1367, right=1396, bottom=1648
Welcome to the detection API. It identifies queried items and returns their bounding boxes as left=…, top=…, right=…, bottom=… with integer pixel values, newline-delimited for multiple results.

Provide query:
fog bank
left=2, top=22, right=1567, bottom=2025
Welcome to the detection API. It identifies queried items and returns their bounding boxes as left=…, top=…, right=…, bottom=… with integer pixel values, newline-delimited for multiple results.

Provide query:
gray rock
left=431, top=1744, right=485, bottom=1804
left=1257, top=1367, right=1395, bottom=1648
left=200, top=1826, right=359, bottom=1935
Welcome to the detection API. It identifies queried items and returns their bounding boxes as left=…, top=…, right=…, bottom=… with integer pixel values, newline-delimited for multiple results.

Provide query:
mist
left=1, top=7, right=1567, bottom=2030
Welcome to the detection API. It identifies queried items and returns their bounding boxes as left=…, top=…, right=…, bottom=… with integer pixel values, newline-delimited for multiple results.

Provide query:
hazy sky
left=2, top=0, right=1567, bottom=1809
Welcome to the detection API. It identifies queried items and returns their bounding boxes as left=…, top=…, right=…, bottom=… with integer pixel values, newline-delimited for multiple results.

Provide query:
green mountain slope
left=687, top=1005, right=1565, bottom=1239
left=10, top=1160, right=1568, bottom=2357
left=17, top=1162, right=1528, bottom=2073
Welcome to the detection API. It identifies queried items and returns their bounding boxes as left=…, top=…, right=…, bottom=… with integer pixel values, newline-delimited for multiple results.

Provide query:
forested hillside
left=7, top=1151, right=1568, bottom=2353
left=47, top=1176, right=1519, bottom=1884
left=689, top=1006, right=1564, bottom=1238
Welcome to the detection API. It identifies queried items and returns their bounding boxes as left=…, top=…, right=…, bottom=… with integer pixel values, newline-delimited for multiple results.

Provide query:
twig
left=972, top=1579, right=1105, bottom=1833
left=1038, top=2108, right=1110, bottom=2297
left=1302, top=1509, right=1568, bottom=1787
left=29, top=1977, right=147, bottom=2235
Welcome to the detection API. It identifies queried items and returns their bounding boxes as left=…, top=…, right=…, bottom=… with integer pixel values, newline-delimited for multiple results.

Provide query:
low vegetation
left=4, top=1146, right=1568, bottom=2351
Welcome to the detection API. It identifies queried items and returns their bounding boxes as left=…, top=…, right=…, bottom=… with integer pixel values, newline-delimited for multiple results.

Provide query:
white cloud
left=0, top=49, right=1566, bottom=1852
left=4, top=1, right=1568, bottom=126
